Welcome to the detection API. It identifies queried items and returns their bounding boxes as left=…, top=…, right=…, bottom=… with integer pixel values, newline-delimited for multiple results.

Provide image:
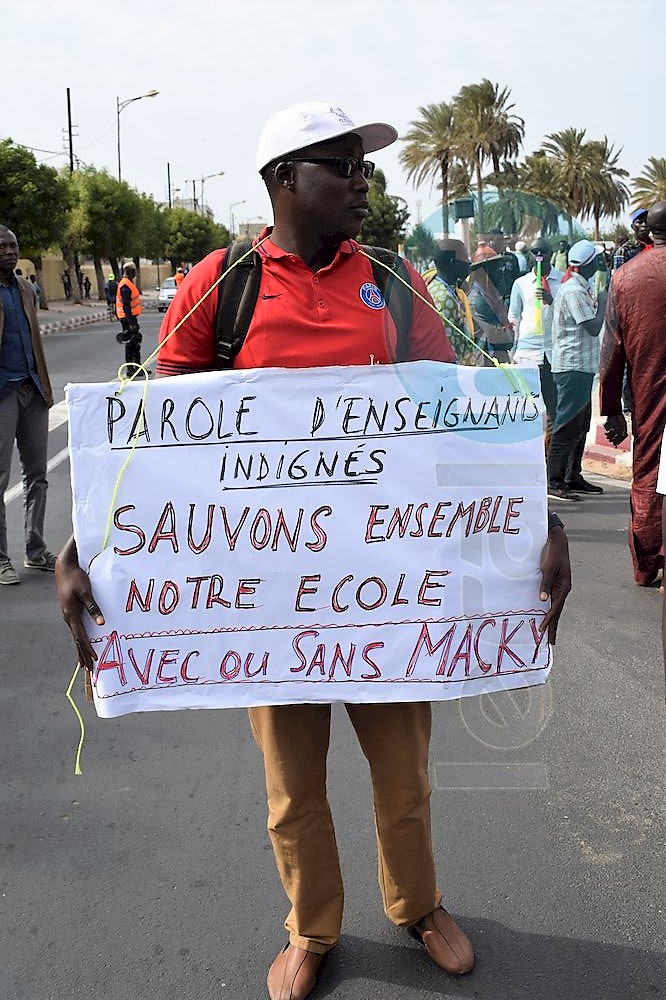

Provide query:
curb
left=39, top=310, right=108, bottom=336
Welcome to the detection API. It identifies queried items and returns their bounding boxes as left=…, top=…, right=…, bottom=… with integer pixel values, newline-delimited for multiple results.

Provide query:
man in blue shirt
left=612, top=208, right=653, bottom=269
left=0, top=225, right=56, bottom=584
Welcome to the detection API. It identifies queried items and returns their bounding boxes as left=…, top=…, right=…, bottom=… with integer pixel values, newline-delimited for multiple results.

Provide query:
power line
left=0, top=137, right=62, bottom=156
left=77, top=121, right=116, bottom=151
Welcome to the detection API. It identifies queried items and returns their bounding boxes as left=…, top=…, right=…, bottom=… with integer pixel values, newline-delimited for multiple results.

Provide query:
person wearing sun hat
left=467, top=245, right=514, bottom=363
left=547, top=239, right=607, bottom=500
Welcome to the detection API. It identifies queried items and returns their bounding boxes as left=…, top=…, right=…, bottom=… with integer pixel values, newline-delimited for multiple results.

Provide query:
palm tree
left=453, top=79, right=525, bottom=232
left=584, top=138, right=629, bottom=239
left=540, top=128, right=592, bottom=240
left=482, top=153, right=563, bottom=238
left=516, top=153, right=567, bottom=235
left=400, top=102, right=460, bottom=235
left=631, top=156, right=666, bottom=206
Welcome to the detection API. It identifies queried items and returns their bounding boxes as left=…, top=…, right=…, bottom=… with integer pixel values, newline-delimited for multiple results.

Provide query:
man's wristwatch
left=548, top=511, right=565, bottom=532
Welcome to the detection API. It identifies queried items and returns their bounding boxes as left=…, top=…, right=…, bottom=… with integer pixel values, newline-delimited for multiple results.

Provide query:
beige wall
left=17, top=255, right=168, bottom=301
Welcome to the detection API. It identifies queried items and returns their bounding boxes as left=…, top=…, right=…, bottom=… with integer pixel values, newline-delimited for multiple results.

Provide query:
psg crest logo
left=359, top=282, right=385, bottom=310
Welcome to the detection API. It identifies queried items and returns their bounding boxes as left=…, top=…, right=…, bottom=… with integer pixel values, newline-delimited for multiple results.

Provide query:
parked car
left=157, top=276, right=178, bottom=312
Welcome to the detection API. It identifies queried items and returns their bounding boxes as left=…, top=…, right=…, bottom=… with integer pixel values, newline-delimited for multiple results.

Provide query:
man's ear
left=274, top=161, right=296, bottom=190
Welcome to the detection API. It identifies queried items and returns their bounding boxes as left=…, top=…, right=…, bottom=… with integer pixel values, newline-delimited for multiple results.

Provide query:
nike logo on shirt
left=261, top=293, right=283, bottom=299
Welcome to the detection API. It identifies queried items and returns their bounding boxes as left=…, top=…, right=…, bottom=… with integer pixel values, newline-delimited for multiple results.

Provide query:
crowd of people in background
left=6, top=195, right=663, bottom=599
left=424, top=203, right=665, bottom=593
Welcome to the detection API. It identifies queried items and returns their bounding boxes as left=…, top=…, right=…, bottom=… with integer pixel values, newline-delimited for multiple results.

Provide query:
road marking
left=4, top=400, right=69, bottom=504
left=4, top=446, right=70, bottom=505
left=49, top=399, right=68, bottom=431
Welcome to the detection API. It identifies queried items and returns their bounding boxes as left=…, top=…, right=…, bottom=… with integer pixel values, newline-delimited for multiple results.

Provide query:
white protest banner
left=66, top=361, right=551, bottom=718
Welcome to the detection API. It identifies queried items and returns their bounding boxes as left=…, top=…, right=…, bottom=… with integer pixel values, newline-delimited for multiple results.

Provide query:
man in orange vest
left=115, top=262, right=143, bottom=375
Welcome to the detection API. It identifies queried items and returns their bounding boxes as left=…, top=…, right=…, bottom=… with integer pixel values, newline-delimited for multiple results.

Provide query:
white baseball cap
left=256, top=102, right=398, bottom=174
left=568, top=239, right=598, bottom=266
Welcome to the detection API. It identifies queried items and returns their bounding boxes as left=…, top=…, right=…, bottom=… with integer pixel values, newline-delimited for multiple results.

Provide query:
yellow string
left=102, top=237, right=272, bottom=544
left=67, top=236, right=533, bottom=773
left=456, top=287, right=475, bottom=343
left=101, top=364, right=152, bottom=548
left=117, top=236, right=271, bottom=386
left=67, top=237, right=272, bottom=772
left=359, top=248, right=534, bottom=401
left=65, top=663, right=85, bottom=775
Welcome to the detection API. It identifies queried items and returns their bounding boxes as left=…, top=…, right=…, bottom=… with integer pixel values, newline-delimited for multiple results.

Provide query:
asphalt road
left=1, top=316, right=663, bottom=1000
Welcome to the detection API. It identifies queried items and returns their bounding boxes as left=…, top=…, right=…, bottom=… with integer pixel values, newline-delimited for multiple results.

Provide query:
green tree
left=482, top=150, right=569, bottom=238
left=584, top=138, right=629, bottom=239
left=359, top=168, right=409, bottom=250
left=400, top=102, right=460, bottom=235
left=600, top=222, right=630, bottom=244
left=66, top=168, right=145, bottom=298
left=540, top=128, right=593, bottom=240
left=0, top=139, right=70, bottom=307
left=164, top=208, right=230, bottom=271
left=631, top=156, right=666, bottom=206
left=404, top=223, right=437, bottom=270
left=136, top=194, right=169, bottom=263
left=454, top=79, right=524, bottom=232
left=517, top=152, right=565, bottom=203
left=130, top=194, right=170, bottom=291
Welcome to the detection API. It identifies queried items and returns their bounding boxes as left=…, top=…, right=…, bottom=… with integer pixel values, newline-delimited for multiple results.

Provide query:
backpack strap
left=360, top=245, right=413, bottom=363
left=215, top=241, right=262, bottom=368
left=215, top=241, right=413, bottom=367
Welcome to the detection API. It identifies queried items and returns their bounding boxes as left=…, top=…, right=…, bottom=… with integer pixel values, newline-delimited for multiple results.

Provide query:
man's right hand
left=55, top=536, right=104, bottom=672
left=604, top=413, right=628, bottom=447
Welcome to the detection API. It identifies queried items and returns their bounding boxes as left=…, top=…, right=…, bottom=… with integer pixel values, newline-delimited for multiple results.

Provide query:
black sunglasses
left=287, top=156, right=375, bottom=179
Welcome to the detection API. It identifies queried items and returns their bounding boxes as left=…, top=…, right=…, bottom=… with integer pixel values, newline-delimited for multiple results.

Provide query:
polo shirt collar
left=255, top=227, right=356, bottom=264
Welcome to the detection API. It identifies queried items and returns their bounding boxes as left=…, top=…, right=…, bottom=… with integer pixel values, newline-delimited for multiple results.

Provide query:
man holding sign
left=57, top=103, right=571, bottom=1000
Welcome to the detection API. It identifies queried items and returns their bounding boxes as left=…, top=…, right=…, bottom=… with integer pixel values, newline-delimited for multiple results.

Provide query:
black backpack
left=214, top=242, right=414, bottom=368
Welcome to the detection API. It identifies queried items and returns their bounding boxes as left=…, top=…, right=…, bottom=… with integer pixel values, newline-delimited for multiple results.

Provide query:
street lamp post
left=229, top=200, right=246, bottom=238
left=199, top=171, right=225, bottom=216
left=116, top=88, right=159, bottom=182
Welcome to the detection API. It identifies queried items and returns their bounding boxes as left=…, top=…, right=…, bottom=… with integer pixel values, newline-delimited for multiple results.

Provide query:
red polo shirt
left=156, top=231, right=455, bottom=375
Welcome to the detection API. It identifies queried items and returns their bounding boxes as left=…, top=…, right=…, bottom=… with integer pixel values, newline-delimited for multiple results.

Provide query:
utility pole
left=185, top=178, right=200, bottom=212
left=167, top=162, right=172, bottom=208
left=66, top=87, right=74, bottom=174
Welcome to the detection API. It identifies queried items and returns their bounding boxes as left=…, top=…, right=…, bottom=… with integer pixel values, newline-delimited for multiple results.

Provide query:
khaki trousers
left=248, top=702, right=441, bottom=954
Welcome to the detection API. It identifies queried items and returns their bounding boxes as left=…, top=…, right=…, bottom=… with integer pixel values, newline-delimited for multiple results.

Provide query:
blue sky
left=4, top=0, right=664, bottom=231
